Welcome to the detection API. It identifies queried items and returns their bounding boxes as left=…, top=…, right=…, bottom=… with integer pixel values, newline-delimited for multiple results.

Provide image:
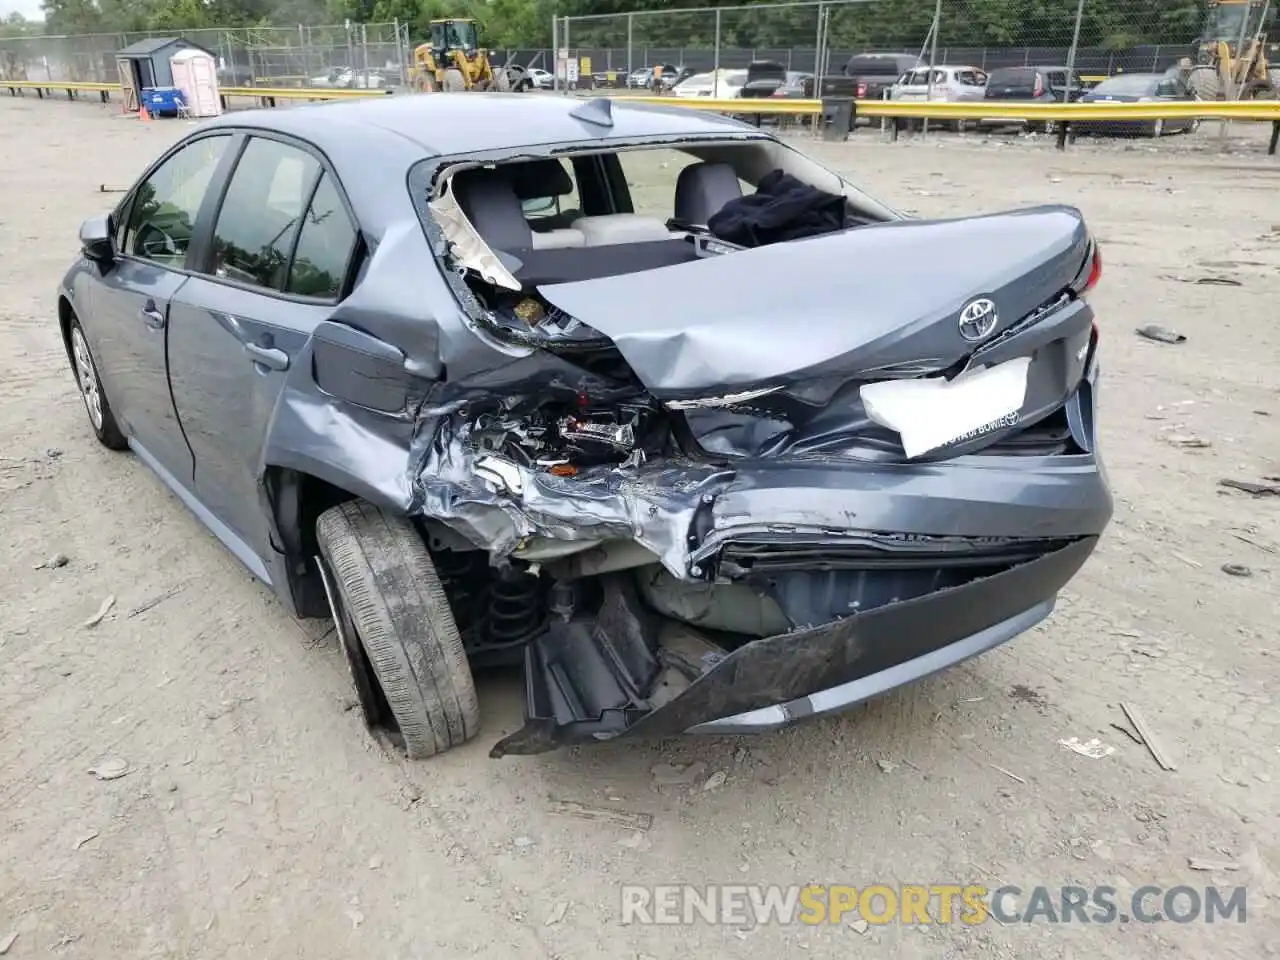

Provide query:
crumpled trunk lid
left=537, top=204, right=1091, bottom=397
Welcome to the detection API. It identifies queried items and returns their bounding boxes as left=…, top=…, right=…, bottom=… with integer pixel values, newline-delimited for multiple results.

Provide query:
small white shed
left=170, top=47, right=222, bottom=117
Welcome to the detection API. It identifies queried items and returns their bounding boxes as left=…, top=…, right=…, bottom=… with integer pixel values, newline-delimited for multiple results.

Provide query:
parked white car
left=889, top=65, right=987, bottom=130
left=890, top=65, right=987, bottom=103
left=526, top=67, right=553, bottom=89
left=309, top=67, right=387, bottom=89
left=672, top=69, right=747, bottom=99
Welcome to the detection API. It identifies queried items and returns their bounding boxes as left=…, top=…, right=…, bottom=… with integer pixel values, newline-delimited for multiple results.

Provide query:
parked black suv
left=980, top=65, right=1089, bottom=130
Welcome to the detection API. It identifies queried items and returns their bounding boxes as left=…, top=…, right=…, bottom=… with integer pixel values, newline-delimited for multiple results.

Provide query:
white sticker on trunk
left=859, top=356, right=1031, bottom=459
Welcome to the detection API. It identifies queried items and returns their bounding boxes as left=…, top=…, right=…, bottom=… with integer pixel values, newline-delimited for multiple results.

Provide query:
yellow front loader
left=1187, top=0, right=1279, bottom=99
left=411, top=18, right=529, bottom=93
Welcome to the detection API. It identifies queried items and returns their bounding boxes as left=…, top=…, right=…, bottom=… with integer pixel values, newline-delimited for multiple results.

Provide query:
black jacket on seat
left=708, top=169, right=849, bottom=247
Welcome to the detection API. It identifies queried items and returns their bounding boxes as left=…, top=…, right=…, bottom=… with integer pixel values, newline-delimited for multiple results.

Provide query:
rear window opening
left=424, top=135, right=896, bottom=325
left=422, top=138, right=895, bottom=346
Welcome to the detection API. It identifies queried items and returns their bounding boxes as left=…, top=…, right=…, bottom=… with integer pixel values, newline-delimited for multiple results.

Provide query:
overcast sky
left=2, top=0, right=44, bottom=20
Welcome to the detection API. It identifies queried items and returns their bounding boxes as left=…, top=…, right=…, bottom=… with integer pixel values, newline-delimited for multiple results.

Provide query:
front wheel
left=316, top=501, right=480, bottom=760
left=68, top=316, right=127, bottom=450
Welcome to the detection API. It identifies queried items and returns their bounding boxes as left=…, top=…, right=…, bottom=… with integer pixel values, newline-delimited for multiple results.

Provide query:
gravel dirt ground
left=0, top=95, right=1277, bottom=960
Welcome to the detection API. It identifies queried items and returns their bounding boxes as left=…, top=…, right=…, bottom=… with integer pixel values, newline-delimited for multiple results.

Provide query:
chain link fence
left=546, top=0, right=1277, bottom=96
left=0, top=21, right=414, bottom=88
left=2, top=2, right=1276, bottom=99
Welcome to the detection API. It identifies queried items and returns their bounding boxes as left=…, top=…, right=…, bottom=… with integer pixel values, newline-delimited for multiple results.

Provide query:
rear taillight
left=1083, top=245, right=1102, bottom=293
left=856, top=82, right=867, bottom=97
left=1033, top=74, right=1044, bottom=97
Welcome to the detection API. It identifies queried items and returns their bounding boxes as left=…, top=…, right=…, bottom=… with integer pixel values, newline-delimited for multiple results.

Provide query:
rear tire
left=1188, top=65, right=1221, bottom=101
left=443, top=68, right=465, bottom=92
left=316, top=500, right=479, bottom=760
left=68, top=316, right=127, bottom=451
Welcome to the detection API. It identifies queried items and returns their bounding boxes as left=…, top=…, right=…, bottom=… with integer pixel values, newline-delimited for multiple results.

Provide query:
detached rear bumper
left=491, top=535, right=1098, bottom=755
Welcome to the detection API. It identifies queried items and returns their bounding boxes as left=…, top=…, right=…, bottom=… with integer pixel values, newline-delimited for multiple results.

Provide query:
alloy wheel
left=71, top=326, right=104, bottom=431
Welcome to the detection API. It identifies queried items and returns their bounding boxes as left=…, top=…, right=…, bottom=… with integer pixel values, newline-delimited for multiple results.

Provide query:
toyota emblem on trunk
left=958, top=297, right=998, bottom=341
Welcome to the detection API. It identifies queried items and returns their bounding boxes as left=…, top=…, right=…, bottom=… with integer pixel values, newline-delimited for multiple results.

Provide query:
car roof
left=202, top=93, right=755, bottom=158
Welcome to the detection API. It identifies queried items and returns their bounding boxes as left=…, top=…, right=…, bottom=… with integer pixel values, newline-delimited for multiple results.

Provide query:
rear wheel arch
left=263, top=465, right=364, bottom=618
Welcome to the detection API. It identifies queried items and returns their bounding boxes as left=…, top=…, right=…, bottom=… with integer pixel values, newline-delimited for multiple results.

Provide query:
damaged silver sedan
left=58, top=93, right=1111, bottom=760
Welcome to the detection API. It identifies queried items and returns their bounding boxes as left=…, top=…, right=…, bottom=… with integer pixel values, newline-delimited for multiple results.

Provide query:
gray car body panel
left=58, top=94, right=1112, bottom=747
left=538, top=204, right=1089, bottom=394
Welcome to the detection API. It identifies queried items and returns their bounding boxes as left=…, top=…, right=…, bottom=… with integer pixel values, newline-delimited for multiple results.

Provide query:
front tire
left=316, top=500, right=479, bottom=760
left=68, top=316, right=126, bottom=450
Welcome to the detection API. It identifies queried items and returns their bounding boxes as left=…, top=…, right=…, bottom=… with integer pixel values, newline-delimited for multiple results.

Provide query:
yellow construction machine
left=412, top=18, right=529, bottom=92
left=1186, top=0, right=1279, bottom=99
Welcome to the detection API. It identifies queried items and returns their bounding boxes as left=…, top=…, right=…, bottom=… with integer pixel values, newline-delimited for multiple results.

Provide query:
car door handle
left=141, top=304, right=165, bottom=330
left=244, top=342, right=290, bottom=371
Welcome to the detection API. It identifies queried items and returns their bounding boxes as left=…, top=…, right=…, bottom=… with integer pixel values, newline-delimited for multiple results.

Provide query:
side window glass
left=123, top=135, right=230, bottom=267
left=286, top=172, right=357, bottom=300
left=209, top=136, right=320, bottom=291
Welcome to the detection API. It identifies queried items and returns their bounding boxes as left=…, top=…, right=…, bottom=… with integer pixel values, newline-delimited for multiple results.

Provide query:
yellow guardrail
left=219, top=85, right=392, bottom=107
left=632, top=95, right=1280, bottom=154
left=3, top=78, right=116, bottom=102
left=3, top=77, right=392, bottom=108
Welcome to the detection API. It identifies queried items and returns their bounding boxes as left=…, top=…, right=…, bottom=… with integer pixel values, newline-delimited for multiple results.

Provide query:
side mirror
left=80, top=213, right=115, bottom=263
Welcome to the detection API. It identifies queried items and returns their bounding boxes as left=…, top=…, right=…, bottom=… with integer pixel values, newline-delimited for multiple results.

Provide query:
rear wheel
left=443, top=68, right=466, bottom=92
left=1188, top=65, right=1221, bottom=101
left=316, top=500, right=479, bottom=760
left=68, top=317, right=126, bottom=450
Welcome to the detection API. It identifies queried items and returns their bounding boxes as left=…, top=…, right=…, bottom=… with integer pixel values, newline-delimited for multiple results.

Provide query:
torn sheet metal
left=412, top=412, right=731, bottom=578
left=428, top=176, right=521, bottom=292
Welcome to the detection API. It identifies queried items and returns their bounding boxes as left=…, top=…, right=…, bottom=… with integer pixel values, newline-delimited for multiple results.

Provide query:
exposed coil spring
left=487, top=573, right=544, bottom=648
left=433, top=549, right=487, bottom=640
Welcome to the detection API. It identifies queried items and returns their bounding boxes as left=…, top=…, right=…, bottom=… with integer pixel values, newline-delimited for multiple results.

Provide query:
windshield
left=1206, top=3, right=1250, bottom=40
left=1091, top=74, right=1159, bottom=95
left=432, top=20, right=478, bottom=51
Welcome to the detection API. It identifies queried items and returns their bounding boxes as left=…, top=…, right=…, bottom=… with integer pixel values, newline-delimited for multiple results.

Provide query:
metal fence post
left=551, top=14, right=558, bottom=92
left=394, top=18, right=405, bottom=85
left=563, top=16, right=571, bottom=90
left=924, top=0, right=941, bottom=134
left=713, top=7, right=721, bottom=96
left=627, top=13, right=633, bottom=77
left=1064, top=0, right=1085, bottom=100
left=813, top=1, right=825, bottom=78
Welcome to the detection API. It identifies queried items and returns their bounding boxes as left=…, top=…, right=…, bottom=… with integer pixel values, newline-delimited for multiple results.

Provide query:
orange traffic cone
left=139, top=104, right=151, bottom=122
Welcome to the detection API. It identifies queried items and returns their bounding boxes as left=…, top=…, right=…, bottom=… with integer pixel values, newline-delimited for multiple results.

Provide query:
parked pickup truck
left=812, top=52, right=921, bottom=102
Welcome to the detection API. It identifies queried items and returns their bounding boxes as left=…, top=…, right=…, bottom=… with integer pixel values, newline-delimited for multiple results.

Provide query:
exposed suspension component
left=432, top=548, right=548, bottom=659
left=488, top=569, right=545, bottom=649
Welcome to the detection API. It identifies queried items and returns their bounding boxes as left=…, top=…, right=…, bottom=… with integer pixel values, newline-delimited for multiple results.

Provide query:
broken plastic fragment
left=475, top=455, right=524, bottom=496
